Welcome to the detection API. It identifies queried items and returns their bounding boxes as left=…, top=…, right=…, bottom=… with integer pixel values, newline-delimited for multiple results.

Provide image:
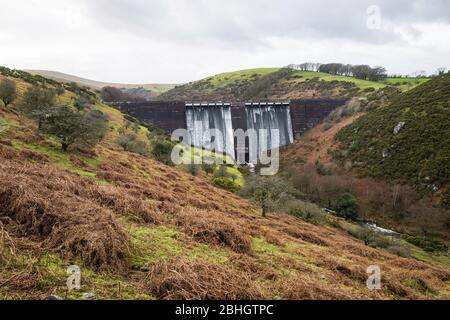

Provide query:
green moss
left=251, top=237, right=316, bottom=275
left=129, top=225, right=183, bottom=269
left=188, top=243, right=229, bottom=265
left=401, top=277, right=436, bottom=295
left=128, top=224, right=230, bottom=269
left=12, top=138, right=103, bottom=180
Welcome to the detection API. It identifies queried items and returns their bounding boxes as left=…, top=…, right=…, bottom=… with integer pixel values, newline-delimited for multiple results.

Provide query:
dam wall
left=111, top=99, right=347, bottom=159
left=113, top=101, right=186, bottom=133
left=290, top=99, right=348, bottom=138
left=112, top=99, right=346, bottom=137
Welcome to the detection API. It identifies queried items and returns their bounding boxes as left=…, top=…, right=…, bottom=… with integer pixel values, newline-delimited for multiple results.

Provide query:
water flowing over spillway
left=245, top=104, right=294, bottom=163
left=186, top=104, right=235, bottom=159
left=185, top=102, right=294, bottom=163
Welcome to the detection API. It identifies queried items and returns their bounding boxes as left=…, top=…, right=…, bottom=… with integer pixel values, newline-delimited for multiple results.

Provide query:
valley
left=0, top=66, right=449, bottom=301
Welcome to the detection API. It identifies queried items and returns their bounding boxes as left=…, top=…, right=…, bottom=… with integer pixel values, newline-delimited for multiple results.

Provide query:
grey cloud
left=79, top=0, right=450, bottom=47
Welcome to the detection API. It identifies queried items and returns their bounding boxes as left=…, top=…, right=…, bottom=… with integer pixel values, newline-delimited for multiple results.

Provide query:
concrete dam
left=112, top=99, right=347, bottom=161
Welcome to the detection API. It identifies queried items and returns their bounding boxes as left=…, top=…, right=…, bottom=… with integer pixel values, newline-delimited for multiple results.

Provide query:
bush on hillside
left=74, top=93, right=94, bottom=110
left=40, top=105, right=108, bottom=152
left=21, top=86, right=56, bottom=123
left=116, top=133, right=149, bottom=156
left=212, top=177, right=240, bottom=193
left=0, top=79, right=17, bottom=108
left=287, top=200, right=327, bottom=224
left=201, top=163, right=215, bottom=176
left=150, top=136, right=176, bottom=166
left=240, top=175, right=298, bottom=217
left=186, top=163, right=200, bottom=176
left=335, top=193, right=359, bottom=219
left=401, top=234, right=448, bottom=253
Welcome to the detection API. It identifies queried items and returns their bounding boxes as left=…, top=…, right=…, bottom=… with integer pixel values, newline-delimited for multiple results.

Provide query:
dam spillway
left=184, top=102, right=294, bottom=161
left=112, top=99, right=347, bottom=161
left=185, top=103, right=235, bottom=160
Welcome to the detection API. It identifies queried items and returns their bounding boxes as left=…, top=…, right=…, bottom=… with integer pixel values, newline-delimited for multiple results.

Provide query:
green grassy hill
left=335, top=73, right=450, bottom=207
left=159, top=68, right=388, bottom=101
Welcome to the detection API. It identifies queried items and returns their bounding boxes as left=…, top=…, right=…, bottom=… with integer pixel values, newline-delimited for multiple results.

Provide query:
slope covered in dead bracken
left=0, top=69, right=449, bottom=300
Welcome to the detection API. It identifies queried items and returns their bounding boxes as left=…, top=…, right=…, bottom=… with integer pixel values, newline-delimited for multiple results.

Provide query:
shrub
left=401, top=234, right=448, bottom=253
left=287, top=200, right=327, bottom=224
left=186, top=163, right=200, bottom=176
left=214, top=164, right=231, bottom=179
left=55, top=86, right=65, bottom=96
left=315, top=160, right=332, bottom=176
left=21, top=86, right=56, bottom=122
left=0, top=79, right=17, bottom=107
left=74, top=93, right=93, bottom=110
left=240, top=175, right=297, bottom=217
left=151, top=136, right=176, bottom=166
left=335, top=193, right=359, bottom=219
left=115, top=133, right=149, bottom=156
left=237, top=165, right=251, bottom=176
left=40, top=106, right=108, bottom=152
left=442, top=188, right=450, bottom=209
left=346, top=226, right=411, bottom=257
left=213, top=177, right=240, bottom=193
left=335, top=74, right=450, bottom=197
left=201, top=163, right=215, bottom=176
left=386, top=246, right=411, bottom=258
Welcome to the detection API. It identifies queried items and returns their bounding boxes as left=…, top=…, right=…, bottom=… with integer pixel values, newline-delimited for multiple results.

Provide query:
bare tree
left=437, top=67, right=448, bottom=76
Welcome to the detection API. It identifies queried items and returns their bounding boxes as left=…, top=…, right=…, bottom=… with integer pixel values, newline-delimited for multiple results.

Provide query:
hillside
left=1, top=70, right=449, bottom=300
left=282, top=74, right=450, bottom=243
left=25, top=70, right=176, bottom=98
left=159, top=68, right=388, bottom=101
left=335, top=73, right=450, bottom=206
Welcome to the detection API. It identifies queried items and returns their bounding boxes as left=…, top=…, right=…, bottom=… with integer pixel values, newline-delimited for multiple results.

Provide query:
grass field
left=288, top=71, right=388, bottom=90
left=204, top=68, right=280, bottom=89
left=193, top=68, right=387, bottom=90
left=383, top=77, right=431, bottom=90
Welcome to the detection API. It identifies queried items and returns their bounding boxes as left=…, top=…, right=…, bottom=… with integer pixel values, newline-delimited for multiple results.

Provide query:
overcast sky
left=1, top=0, right=449, bottom=83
